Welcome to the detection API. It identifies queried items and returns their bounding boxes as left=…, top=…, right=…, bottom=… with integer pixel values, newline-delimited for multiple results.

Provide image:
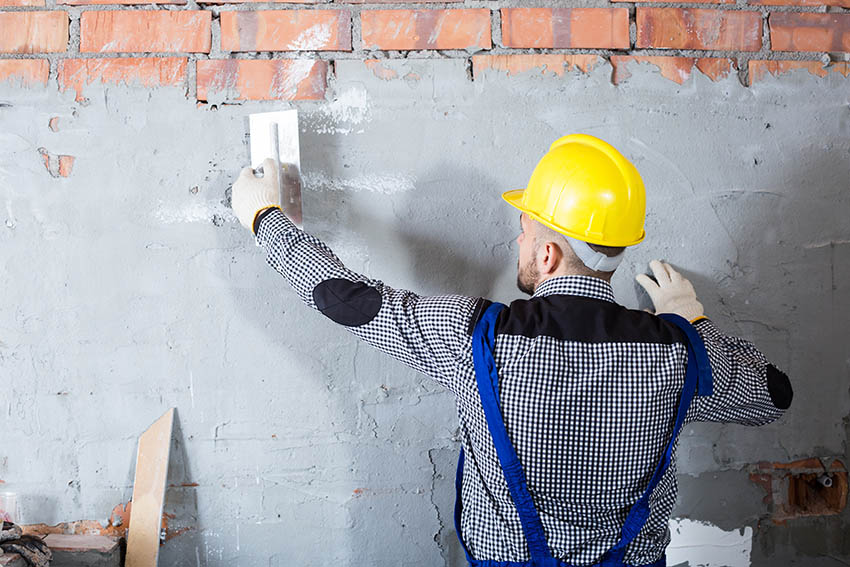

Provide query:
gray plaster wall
left=1, top=59, right=848, bottom=565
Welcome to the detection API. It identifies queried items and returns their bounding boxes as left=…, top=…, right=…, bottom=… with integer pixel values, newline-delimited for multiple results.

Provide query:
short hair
left=532, top=220, right=625, bottom=275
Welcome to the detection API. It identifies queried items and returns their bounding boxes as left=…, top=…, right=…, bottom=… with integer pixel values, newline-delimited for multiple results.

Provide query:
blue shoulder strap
left=455, top=304, right=709, bottom=567
left=470, top=302, right=559, bottom=565
left=600, top=313, right=712, bottom=564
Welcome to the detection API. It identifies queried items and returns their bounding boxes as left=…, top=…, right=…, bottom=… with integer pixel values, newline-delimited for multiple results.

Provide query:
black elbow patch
left=766, top=364, right=793, bottom=410
left=312, top=278, right=382, bottom=327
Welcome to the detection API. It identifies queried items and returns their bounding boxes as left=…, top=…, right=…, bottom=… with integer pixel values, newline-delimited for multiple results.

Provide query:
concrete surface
left=0, top=59, right=848, bottom=566
left=44, top=534, right=121, bottom=567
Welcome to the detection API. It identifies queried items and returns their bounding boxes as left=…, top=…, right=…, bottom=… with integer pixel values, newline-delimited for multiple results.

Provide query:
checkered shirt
left=256, top=209, right=788, bottom=565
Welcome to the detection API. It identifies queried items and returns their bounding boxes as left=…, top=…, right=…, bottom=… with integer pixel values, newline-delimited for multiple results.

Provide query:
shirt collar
left=531, top=275, right=617, bottom=304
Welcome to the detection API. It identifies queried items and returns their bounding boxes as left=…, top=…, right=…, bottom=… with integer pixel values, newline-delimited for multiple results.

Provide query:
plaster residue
left=611, top=56, right=736, bottom=85
left=472, top=54, right=603, bottom=79
left=286, top=23, right=332, bottom=51
left=303, top=170, right=415, bottom=195
left=364, top=60, right=399, bottom=81
left=667, top=518, right=753, bottom=567
left=273, top=59, right=318, bottom=100
left=152, top=199, right=231, bottom=224
left=309, top=87, right=371, bottom=135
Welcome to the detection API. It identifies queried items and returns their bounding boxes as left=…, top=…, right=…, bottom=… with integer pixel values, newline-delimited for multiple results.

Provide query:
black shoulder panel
left=766, top=364, right=793, bottom=409
left=497, top=295, right=685, bottom=345
left=466, top=298, right=492, bottom=336
left=312, top=278, right=383, bottom=327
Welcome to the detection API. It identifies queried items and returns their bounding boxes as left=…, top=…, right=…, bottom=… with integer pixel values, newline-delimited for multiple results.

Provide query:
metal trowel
left=248, top=109, right=303, bottom=228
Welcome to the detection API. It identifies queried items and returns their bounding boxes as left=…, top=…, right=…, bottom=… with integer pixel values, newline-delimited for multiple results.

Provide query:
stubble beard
left=516, top=256, right=539, bottom=296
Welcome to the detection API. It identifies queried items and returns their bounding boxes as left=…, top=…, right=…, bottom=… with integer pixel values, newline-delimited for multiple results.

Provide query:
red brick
left=364, top=60, right=401, bottom=80
left=58, top=155, right=75, bottom=177
left=39, top=148, right=50, bottom=172
left=80, top=11, right=210, bottom=53
left=472, top=54, right=603, bottom=79
left=502, top=8, right=629, bottom=49
left=0, top=0, right=44, bottom=6
left=62, top=0, right=183, bottom=5
left=58, top=57, right=187, bottom=101
left=770, top=13, right=850, bottom=52
left=37, top=148, right=74, bottom=178
left=361, top=9, right=491, bottom=51
left=611, top=55, right=736, bottom=84
left=196, top=59, right=327, bottom=101
left=0, top=59, right=49, bottom=86
left=636, top=8, right=762, bottom=51
left=772, top=458, right=828, bottom=471
left=199, top=0, right=317, bottom=3
left=749, top=59, right=850, bottom=83
left=0, top=12, right=68, bottom=53
left=220, top=10, right=350, bottom=52
left=345, top=0, right=458, bottom=3
left=615, top=0, right=733, bottom=4
left=749, top=472, right=774, bottom=505
left=751, top=0, right=850, bottom=6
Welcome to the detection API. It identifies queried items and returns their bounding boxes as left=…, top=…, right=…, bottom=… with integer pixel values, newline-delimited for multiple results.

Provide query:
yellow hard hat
left=503, top=134, right=646, bottom=247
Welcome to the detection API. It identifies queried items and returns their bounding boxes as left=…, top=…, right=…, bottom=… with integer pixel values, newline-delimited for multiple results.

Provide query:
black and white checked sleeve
left=685, top=318, right=793, bottom=425
left=255, top=208, right=482, bottom=390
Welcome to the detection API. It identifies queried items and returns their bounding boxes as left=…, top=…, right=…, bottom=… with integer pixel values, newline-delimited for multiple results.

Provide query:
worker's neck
left=536, top=270, right=613, bottom=290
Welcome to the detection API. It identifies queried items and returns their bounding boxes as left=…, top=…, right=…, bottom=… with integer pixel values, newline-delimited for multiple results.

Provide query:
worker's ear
left=537, top=240, right=563, bottom=276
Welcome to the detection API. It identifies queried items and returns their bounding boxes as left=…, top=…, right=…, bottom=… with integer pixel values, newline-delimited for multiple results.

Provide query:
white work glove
left=231, top=158, right=281, bottom=233
left=635, top=260, right=705, bottom=323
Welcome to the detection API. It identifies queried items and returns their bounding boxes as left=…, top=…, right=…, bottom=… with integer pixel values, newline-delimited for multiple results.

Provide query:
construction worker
left=231, top=134, right=793, bottom=566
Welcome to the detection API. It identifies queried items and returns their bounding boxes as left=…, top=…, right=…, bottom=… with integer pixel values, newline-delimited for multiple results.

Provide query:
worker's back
left=236, top=133, right=793, bottom=566
left=453, top=275, right=789, bottom=565
left=246, top=208, right=792, bottom=566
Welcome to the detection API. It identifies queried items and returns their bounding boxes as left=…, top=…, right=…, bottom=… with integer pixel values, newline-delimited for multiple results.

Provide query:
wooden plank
left=45, top=534, right=121, bottom=567
left=125, top=408, right=174, bottom=567
left=44, top=534, right=119, bottom=553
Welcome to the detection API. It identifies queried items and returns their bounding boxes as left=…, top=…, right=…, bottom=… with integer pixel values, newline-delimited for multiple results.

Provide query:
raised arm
left=636, top=260, right=793, bottom=425
left=231, top=160, right=483, bottom=391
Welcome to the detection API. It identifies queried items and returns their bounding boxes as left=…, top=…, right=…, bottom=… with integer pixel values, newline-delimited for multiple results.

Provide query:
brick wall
left=0, top=0, right=847, bottom=101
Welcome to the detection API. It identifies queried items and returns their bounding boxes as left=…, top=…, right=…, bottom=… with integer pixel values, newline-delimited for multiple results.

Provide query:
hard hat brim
left=501, top=188, right=645, bottom=247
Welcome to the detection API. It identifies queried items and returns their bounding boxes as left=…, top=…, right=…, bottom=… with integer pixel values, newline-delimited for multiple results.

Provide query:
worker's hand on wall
left=636, top=260, right=705, bottom=323
left=231, top=158, right=282, bottom=233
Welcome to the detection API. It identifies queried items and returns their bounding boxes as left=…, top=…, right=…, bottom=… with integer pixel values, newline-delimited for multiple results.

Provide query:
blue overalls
left=454, top=302, right=713, bottom=567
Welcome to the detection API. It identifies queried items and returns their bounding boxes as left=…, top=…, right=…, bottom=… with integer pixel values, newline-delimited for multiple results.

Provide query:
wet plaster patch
left=668, top=518, right=753, bottom=567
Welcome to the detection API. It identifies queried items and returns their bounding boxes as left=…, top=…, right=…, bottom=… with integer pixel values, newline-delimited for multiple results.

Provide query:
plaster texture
left=0, top=59, right=848, bottom=565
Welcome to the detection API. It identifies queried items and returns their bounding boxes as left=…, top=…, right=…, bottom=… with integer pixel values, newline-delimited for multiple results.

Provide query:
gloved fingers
left=663, top=262, right=699, bottom=297
left=262, top=158, right=278, bottom=178
left=663, top=262, right=684, bottom=283
left=648, top=260, right=672, bottom=285
left=0, top=522, right=22, bottom=543
left=236, top=165, right=255, bottom=183
left=635, top=273, right=661, bottom=303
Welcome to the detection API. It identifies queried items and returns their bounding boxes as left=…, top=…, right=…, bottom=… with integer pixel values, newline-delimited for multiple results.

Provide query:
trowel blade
left=248, top=109, right=303, bottom=228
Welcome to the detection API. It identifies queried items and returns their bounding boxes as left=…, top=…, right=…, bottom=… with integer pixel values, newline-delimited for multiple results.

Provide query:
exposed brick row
left=502, top=8, right=629, bottom=50
left=1, top=8, right=849, bottom=54
left=3, top=53, right=844, bottom=104
left=0, top=12, right=68, bottom=53
left=636, top=8, right=762, bottom=51
left=0, top=5, right=848, bottom=101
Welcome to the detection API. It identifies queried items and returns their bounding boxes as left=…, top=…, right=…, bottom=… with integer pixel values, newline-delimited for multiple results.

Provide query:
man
left=231, top=134, right=792, bottom=566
